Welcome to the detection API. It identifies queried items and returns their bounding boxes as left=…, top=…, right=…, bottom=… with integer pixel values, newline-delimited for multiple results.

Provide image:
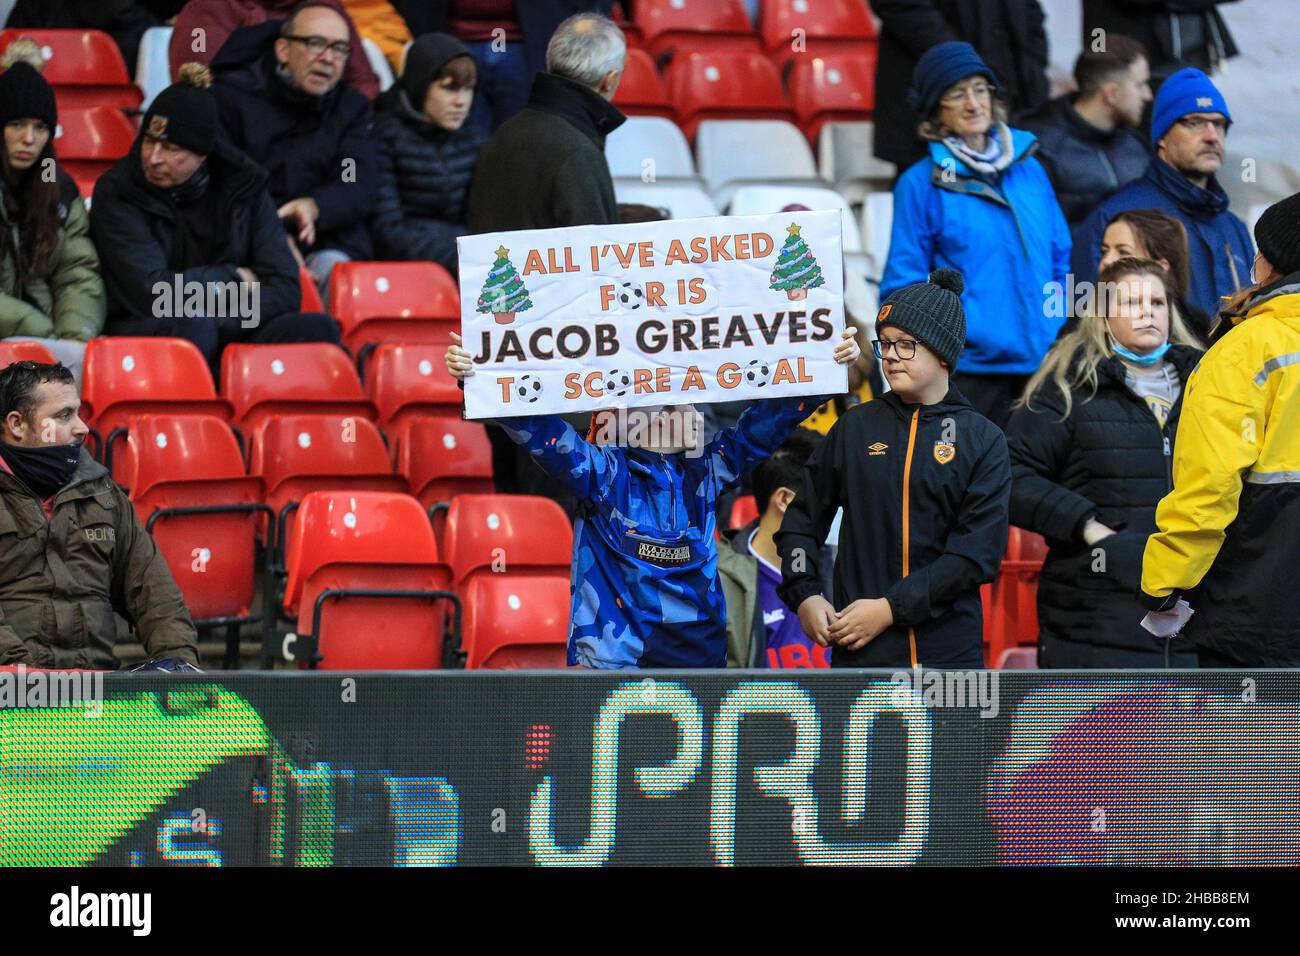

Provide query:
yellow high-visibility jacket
left=1140, top=281, right=1300, bottom=664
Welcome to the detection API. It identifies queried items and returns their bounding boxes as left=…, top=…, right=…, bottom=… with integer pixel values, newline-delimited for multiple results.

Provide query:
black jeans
left=1039, top=631, right=1198, bottom=668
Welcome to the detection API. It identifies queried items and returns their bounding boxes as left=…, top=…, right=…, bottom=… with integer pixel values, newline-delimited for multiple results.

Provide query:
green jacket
left=720, top=522, right=765, bottom=668
left=0, top=448, right=198, bottom=669
left=0, top=175, right=106, bottom=341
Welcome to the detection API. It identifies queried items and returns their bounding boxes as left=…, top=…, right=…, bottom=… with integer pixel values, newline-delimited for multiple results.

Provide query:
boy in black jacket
left=777, top=269, right=1010, bottom=668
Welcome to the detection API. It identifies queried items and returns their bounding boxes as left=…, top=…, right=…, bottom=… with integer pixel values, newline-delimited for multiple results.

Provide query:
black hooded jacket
left=91, top=136, right=301, bottom=328
left=777, top=387, right=1011, bottom=668
left=210, top=20, right=378, bottom=261
left=1005, top=344, right=1202, bottom=651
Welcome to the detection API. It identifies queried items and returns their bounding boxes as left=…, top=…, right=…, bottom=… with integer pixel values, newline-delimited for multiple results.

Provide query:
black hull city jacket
left=776, top=387, right=1011, bottom=668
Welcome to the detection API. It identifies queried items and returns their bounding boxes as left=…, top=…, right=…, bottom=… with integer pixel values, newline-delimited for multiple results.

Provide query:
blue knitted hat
left=1151, top=68, right=1231, bottom=144
left=908, top=41, right=998, bottom=120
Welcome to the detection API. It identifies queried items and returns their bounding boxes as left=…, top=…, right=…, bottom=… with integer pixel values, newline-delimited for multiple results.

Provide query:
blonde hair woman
left=1006, top=257, right=1202, bottom=667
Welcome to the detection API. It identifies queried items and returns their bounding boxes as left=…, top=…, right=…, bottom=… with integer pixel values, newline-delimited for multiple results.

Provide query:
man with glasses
left=211, top=3, right=379, bottom=306
left=1074, top=68, right=1253, bottom=320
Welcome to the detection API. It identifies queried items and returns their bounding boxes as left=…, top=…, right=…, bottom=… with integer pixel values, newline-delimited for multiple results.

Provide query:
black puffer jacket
left=371, top=86, right=484, bottom=271
left=871, top=0, right=1051, bottom=168
left=1006, top=344, right=1202, bottom=651
left=1019, top=94, right=1151, bottom=232
left=211, top=20, right=378, bottom=261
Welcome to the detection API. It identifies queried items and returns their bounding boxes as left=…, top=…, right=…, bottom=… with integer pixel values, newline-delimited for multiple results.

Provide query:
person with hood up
left=371, top=34, right=483, bottom=272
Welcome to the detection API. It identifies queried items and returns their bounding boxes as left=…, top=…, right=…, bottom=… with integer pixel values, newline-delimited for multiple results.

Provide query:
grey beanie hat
left=875, top=268, right=967, bottom=368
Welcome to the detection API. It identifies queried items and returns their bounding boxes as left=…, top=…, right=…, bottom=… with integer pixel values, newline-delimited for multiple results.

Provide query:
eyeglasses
left=282, top=34, right=352, bottom=59
left=873, top=338, right=919, bottom=360
left=939, top=83, right=995, bottom=106
left=1176, top=116, right=1229, bottom=134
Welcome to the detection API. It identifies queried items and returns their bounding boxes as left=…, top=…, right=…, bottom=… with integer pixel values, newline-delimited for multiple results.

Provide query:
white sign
left=456, top=210, right=845, bottom=418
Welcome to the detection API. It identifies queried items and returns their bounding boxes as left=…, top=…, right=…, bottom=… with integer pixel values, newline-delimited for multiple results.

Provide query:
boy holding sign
left=444, top=329, right=860, bottom=669
left=777, top=269, right=1011, bottom=669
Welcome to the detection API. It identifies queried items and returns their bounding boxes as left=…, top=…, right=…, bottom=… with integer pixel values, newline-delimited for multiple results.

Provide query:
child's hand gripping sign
left=455, top=211, right=847, bottom=418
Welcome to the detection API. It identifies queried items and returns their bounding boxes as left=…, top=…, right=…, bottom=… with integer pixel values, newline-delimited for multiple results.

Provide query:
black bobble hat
left=0, top=39, right=57, bottom=129
left=143, top=62, right=219, bottom=156
left=1254, top=191, right=1300, bottom=279
left=875, top=268, right=967, bottom=368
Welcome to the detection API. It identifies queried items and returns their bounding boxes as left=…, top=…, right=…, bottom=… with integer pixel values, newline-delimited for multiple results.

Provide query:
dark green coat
left=0, top=449, right=198, bottom=669
left=0, top=175, right=106, bottom=341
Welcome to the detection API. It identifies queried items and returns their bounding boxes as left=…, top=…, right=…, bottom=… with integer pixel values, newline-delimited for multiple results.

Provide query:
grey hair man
left=467, top=11, right=627, bottom=519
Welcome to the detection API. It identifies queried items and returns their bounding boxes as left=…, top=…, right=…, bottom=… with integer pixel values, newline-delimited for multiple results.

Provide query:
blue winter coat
left=372, top=87, right=484, bottom=271
left=882, top=128, right=1072, bottom=377
left=499, top=396, right=821, bottom=669
left=1073, top=158, right=1254, bottom=320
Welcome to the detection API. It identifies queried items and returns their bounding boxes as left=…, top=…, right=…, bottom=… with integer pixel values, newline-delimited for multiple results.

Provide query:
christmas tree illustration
left=476, top=245, right=534, bottom=324
left=769, top=222, right=825, bottom=301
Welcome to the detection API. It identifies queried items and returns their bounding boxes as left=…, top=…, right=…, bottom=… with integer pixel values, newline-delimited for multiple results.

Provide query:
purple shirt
left=747, top=530, right=831, bottom=669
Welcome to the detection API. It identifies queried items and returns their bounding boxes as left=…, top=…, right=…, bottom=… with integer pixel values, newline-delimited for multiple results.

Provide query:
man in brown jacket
left=0, top=361, right=199, bottom=669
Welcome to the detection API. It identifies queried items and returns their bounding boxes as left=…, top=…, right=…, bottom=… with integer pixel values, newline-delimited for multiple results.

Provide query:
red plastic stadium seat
left=440, top=493, right=572, bottom=589
left=249, top=414, right=406, bottom=544
left=221, top=343, right=375, bottom=434
left=463, top=574, right=570, bottom=669
left=983, top=527, right=1047, bottom=667
left=81, top=338, right=232, bottom=478
left=728, top=495, right=759, bottom=530
left=366, top=343, right=463, bottom=431
left=54, top=106, right=135, bottom=182
left=996, top=646, right=1039, bottom=670
left=665, top=50, right=795, bottom=139
left=0, top=340, right=56, bottom=368
left=787, top=52, right=877, bottom=142
left=123, top=415, right=267, bottom=624
left=0, top=30, right=142, bottom=110
left=329, top=261, right=460, bottom=355
left=635, top=0, right=758, bottom=60
left=613, top=47, right=674, bottom=120
left=394, top=418, right=494, bottom=513
left=759, top=0, right=877, bottom=66
left=283, top=491, right=456, bottom=669
left=299, top=265, right=324, bottom=313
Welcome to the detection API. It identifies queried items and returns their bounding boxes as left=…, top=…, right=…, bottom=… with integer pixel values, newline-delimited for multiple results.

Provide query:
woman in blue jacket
left=882, top=41, right=1071, bottom=429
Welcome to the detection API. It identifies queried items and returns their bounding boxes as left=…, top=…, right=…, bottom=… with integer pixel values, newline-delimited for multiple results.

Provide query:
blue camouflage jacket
left=499, top=396, right=821, bottom=668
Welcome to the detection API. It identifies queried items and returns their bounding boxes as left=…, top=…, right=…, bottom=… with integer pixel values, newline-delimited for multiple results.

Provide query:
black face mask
left=0, top=441, right=81, bottom=500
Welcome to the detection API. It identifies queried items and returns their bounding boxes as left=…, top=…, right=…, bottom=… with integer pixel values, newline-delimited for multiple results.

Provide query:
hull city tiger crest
left=934, top=440, right=956, bottom=465
left=147, top=115, right=169, bottom=139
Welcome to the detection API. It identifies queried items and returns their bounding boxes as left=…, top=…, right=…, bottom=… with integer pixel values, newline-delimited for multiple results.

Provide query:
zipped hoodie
left=777, top=387, right=1011, bottom=668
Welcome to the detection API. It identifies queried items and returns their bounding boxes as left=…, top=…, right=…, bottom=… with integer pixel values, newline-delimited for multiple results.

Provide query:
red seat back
left=367, top=343, right=463, bottom=429
left=0, top=30, right=141, bottom=110
left=299, top=265, right=324, bottom=313
left=728, top=495, right=759, bottom=530
left=787, top=52, right=877, bottom=141
left=249, top=413, right=404, bottom=514
left=394, top=418, right=494, bottom=511
left=284, top=491, right=453, bottom=669
left=0, top=340, right=56, bottom=369
left=442, top=493, right=572, bottom=586
left=759, top=0, right=877, bottom=61
left=81, top=339, right=232, bottom=457
left=54, top=106, right=134, bottom=161
left=665, top=50, right=794, bottom=138
left=612, top=47, right=674, bottom=119
left=221, top=343, right=374, bottom=433
left=635, top=0, right=758, bottom=59
left=328, top=261, right=460, bottom=354
left=464, top=574, right=571, bottom=669
left=124, top=415, right=265, bottom=622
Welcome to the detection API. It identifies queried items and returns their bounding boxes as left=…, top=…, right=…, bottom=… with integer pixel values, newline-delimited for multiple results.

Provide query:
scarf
left=0, top=441, right=81, bottom=500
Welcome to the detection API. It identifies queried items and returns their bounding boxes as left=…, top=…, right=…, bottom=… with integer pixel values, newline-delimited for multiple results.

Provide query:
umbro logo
left=868, top=442, right=888, bottom=455
left=1196, top=96, right=1213, bottom=108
